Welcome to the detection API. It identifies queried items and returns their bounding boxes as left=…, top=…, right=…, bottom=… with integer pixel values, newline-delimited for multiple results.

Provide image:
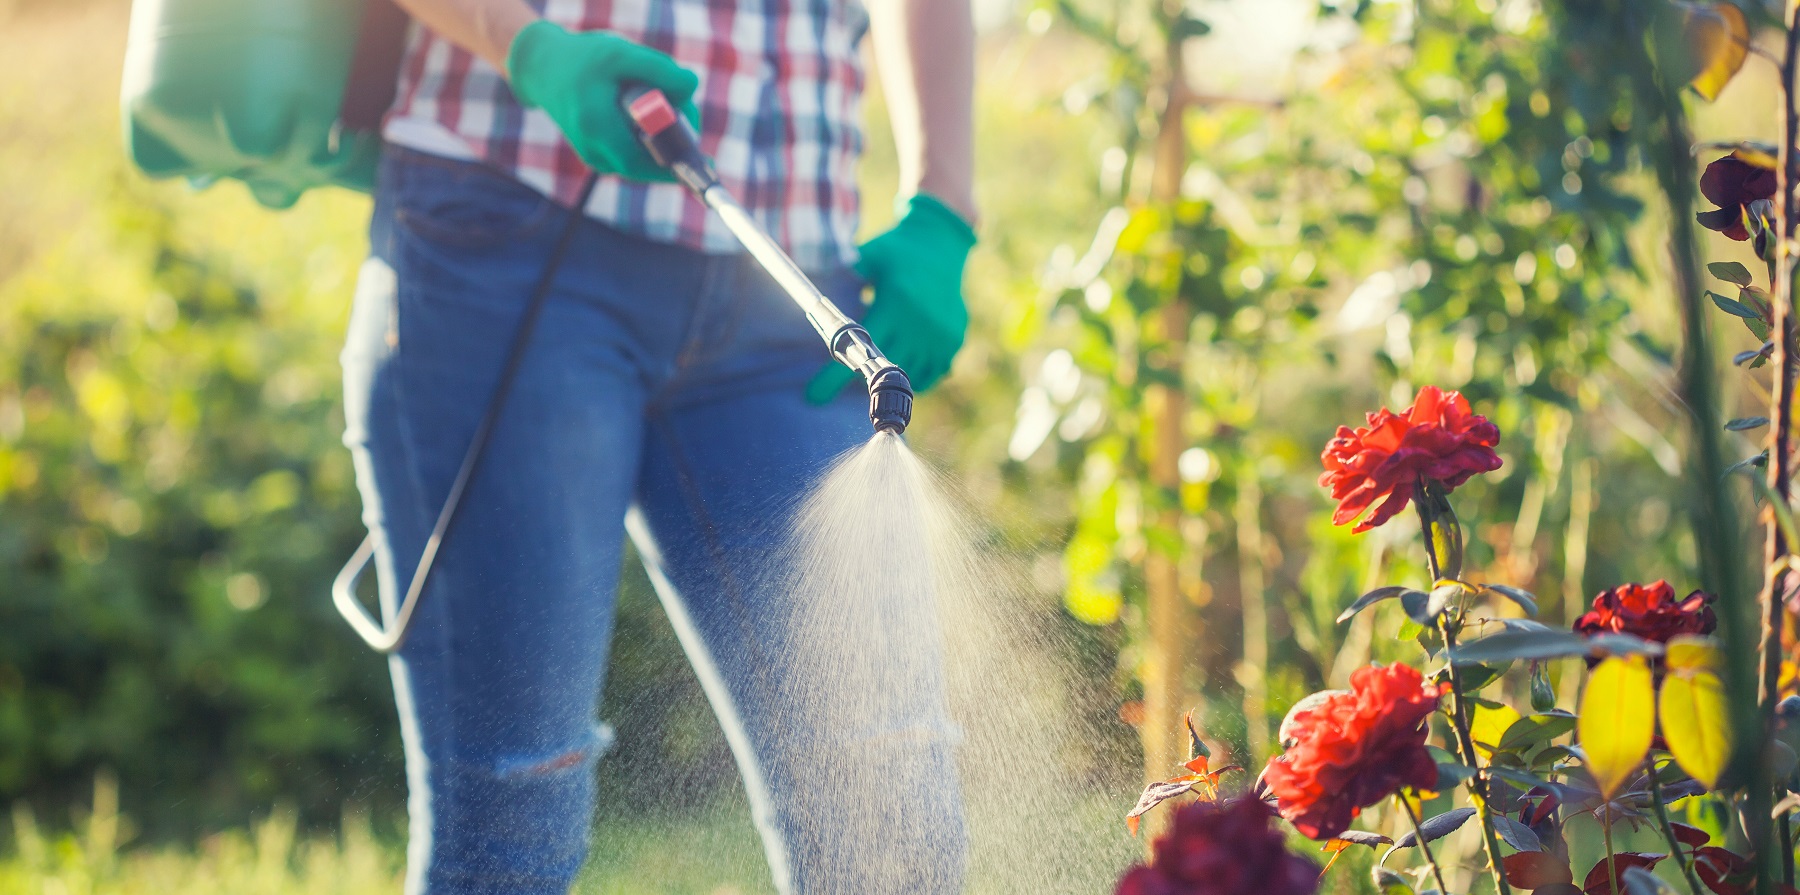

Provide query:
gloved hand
left=806, top=193, right=977, bottom=403
left=506, top=20, right=700, bottom=183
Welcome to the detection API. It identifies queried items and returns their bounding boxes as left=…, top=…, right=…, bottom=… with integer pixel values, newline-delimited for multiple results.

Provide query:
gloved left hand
left=805, top=193, right=977, bottom=404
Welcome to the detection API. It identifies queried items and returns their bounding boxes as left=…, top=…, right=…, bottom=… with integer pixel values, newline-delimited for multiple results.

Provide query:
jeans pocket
left=389, top=148, right=560, bottom=250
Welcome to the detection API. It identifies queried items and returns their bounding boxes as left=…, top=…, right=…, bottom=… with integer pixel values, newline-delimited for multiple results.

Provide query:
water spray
left=623, top=87, right=913, bottom=435
left=333, top=87, right=913, bottom=652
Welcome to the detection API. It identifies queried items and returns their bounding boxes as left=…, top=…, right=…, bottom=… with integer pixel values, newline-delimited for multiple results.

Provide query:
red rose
left=1114, top=796, right=1318, bottom=895
left=1572, top=581, right=1716, bottom=644
left=1261, top=663, right=1441, bottom=840
left=1697, top=153, right=1777, bottom=241
left=1320, top=386, right=1503, bottom=533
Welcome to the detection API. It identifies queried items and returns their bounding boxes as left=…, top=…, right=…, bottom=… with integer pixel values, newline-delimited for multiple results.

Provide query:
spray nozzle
left=827, top=324, right=913, bottom=434
left=867, top=365, right=914, bottom=435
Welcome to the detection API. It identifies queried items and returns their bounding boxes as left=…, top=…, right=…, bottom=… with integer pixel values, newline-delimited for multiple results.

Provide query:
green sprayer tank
left=120, top=0, right=401, bottom=208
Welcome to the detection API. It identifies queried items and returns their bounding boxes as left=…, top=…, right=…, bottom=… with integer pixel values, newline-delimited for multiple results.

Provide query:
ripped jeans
left=341, top=146, right=967, bottom=895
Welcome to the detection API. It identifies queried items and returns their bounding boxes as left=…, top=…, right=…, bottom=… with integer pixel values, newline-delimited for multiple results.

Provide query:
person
left=337, top=0, right=979, bottom=892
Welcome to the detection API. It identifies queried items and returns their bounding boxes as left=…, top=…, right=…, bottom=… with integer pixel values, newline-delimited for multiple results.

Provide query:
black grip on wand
left=619, top=85, right=716, bottom=194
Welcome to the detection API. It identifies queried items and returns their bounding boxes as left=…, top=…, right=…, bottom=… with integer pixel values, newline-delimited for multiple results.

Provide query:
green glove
left=806, top=194, right=977, bottom=404
left=506, top=20, right=700, bottom=183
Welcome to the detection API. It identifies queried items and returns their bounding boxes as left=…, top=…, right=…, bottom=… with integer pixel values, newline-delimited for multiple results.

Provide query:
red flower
left=1114, top=796, right=1318, bottom=895
left=1320, top=386, right=1503, bottom=533
left=1697, top=153, right=1777, bottom=241
left=1572, top=581, right=1717, bottom=644
left=1260, top=664, right=1441, bottom=840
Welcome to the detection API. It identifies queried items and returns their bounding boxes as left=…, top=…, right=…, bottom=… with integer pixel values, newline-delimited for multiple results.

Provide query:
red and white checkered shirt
left=384, top=0, right=869, bottom=271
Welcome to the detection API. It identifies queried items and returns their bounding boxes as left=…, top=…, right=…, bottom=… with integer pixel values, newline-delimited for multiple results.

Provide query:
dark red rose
left=1114, top=796, right=1318, bottom=895
left=1320, top=386, right=1503, bottom=533
left=1697, top=153, right=1777, bottom=241
left=1572, top=581, right=1716, bottom=644
left=1260, top=663, right=1441, bottom=840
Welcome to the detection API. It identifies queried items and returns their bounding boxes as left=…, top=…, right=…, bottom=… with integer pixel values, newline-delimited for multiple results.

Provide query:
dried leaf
left=1125, top=776, right=1201, bottom=835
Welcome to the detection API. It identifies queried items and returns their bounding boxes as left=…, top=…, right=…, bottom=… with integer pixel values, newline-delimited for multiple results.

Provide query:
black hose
left=378, top=171, right=601, bottom=652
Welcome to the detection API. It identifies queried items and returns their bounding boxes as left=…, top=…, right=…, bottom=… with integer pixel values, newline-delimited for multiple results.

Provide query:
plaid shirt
left=384, top=0, right=869, bottom=271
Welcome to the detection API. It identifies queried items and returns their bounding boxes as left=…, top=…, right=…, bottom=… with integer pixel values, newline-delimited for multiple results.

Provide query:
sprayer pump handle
left=619, top=84, right=716, bottom=192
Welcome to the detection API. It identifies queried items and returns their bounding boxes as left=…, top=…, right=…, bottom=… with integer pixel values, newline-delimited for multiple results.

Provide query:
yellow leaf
left=1469, top=701, right=1522, bottom=761
left=1665, top=635, right=1723, bottom=674
left=1661, top=669, right=1732, bottom=788
left=1684, top=2, right=1750, bottom=102
left=1579, top=656, right=1655, bottom=798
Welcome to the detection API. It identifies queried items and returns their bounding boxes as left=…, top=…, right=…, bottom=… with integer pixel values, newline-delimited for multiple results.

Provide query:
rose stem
left=1415, top=489, right=1514, bottom=895
left=1604, top=805, right=1621, bottom=895
left=1398, top=792, right=1451, bottom=895
left=1438, top=617, right=1514, bottom=895
left=1648, top=762, right=1706, bottom=895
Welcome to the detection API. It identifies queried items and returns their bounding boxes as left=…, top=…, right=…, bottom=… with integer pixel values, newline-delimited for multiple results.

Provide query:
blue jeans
left=342, top=146, right=966, bottom=895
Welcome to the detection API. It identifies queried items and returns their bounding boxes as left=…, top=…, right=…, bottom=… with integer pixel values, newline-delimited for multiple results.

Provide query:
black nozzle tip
left=868, top=366, right=913, bottom=434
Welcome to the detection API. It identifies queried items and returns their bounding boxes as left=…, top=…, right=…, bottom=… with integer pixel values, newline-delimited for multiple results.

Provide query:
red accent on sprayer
left=628, top=91, right=678, bottom=136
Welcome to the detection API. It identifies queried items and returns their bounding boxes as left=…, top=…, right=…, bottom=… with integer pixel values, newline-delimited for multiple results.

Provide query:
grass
left=2, top=775, right=781, bottom=895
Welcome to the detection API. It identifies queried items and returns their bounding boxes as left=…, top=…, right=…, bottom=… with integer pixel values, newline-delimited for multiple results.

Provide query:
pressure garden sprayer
left=330, top=86, right=914, bottom=652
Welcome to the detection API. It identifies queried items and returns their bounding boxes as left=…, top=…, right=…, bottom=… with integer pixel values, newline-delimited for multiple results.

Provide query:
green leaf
left=1391, top=807, right=1475, bottom=849
left=1336, top=586, right=1416, bottom=623
left=1585, top=633, right=1666, bottom=659
left=1471, top=702, right=1523, bottom=760
left=1402, top=589, right=1435, bottom=625
left=1622, top=865, right=1680, bottom=895
left=1499, top=711, right=1578, bottom=751
left=1725, top=416, right=1769, bottom=431
left=1579, top=655, right=1655, bottom=798
left=1448, top=629, right=1590, bottom=663
left=1457, top=661, right=1509, bottom=691
left=1492, top=814, right=1545, bottom=852
left=1708, top=290, right=1758, bottom=318
left=1660, top=668, right=1731, bottom=788
left=1707, top=261, right=1753, bottom=286
left=1484, top=583, right=1539, bottom=616
left=1435, top=761, right=1478, bottom=788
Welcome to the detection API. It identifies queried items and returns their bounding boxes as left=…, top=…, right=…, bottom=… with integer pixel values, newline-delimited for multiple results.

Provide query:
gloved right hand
left=505, top=20, right=700, bottom=183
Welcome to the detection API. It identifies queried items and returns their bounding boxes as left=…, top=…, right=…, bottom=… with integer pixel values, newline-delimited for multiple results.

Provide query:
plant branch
left=1649, top=763, right=1707, bottom=895
left=1616, top=3, right=1763, bottom=891
left=1398, top=793, right=1452, bottom=895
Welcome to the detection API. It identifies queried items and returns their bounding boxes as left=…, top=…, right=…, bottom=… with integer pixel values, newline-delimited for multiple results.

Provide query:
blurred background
left=0, top=0, right=1782, bottom=891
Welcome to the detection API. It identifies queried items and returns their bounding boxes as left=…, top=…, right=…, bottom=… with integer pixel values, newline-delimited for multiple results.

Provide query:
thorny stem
left=1398, top=793, right=1452, bottom=895
left=1649, top=763, right=1707, bottom=895
left=1760, top=11, right=1800, bottom=895
left=1766, top=0, right=1800, bottom=767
